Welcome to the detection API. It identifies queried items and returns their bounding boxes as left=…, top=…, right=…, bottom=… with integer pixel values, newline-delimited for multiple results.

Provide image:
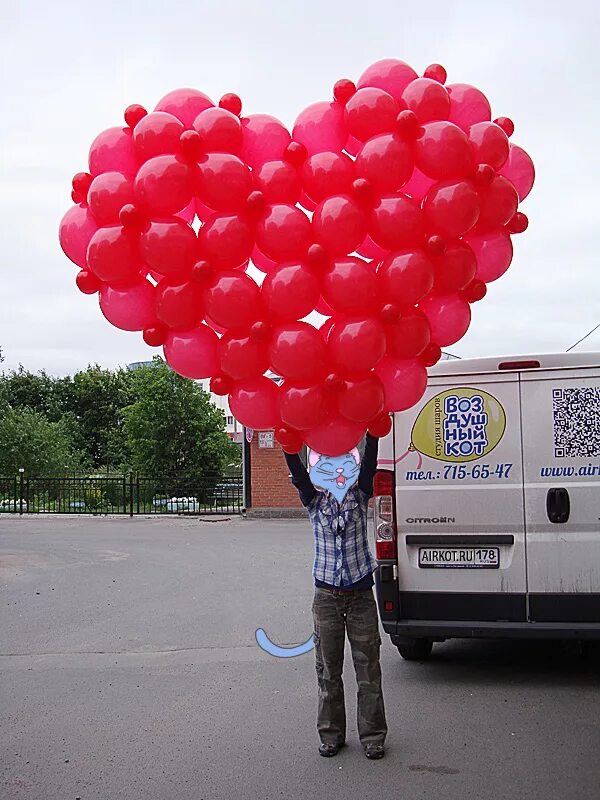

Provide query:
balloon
left=328, top=317, right=386, bottom=378
left=357, top=58, right=418, bottom=102
left=250, top=245, right=279, bottom=274
left=155, top=278, right=204, bottom=329
left=402, top=168, right=436, bottom=203
left=302, top=152, right=355, bottom=203
left=305, top=415, right=364, bottom=457
left=356, top=234, right=388, bottom=261
left=87, top=172, right=134, bottom=226
left=278, top=384, right=331, bottom=430
left=99, top=279, right=156, bottom=331
left=369, top=194, right=425, bottom=251
left=414, top=122, right=474, bottom=180
left=229, top=376, right=279, bottom=430
left=192, top=106, right=243, bottom=154
left=292, top=101, right=346, bottom=155
left=338, top=375, right=385, bottom=423
left=269, top=323, right=327, bottom=386
left=196, top=153, right=252, bottom=212
left=432, top=240, right=477, bottom=293
left=465, top=229, right=513, bottom=283
left=59, top=204, right=98, bottom=268
left=298, top=191, right=317, bottom=212
left=355, top=134, right=413, bottom=195
left=368, top=413, right=392, bottom=438
left=132, top=112, right=184, bottom=161
left=134, top=155, right=194, bottom=217
left=322, top=257, right=380, bottom=315
left=276, top=427, right=304, bottom=454
left=255, top=204, right=311, bottom=263
left=344, top=134, right=362, bottom=157
left=378, top=249, right=434, bottom=305
left=175, top=198, right=196, bottom=224
left=385, top=307, right=431, bottom=358
left=476, top=176, right=518, bottom=231
left=498, top=144, right=535, bottom=201
left=76, top=269, right=101, bottom=294
left=204, top=271, right=261, bottom=329
left=86, top=225, right=138, bottom=285
left=163, top=325, right=219, bottom=379
left=374, top=357, right=428, bottom=412
left=468, top=122, right=509, bottom=171
left=261, top=264, right=320, bottom=321
left=254, top=160, right=301, bottom=204
left=88, top=127, right=138, bottom=177
left=154, top=88, right=214, bottom=128
left=219, top=331, right=268, bottom=380
left=198, top=213, right=254, bottom=269
left=446, top=83, right=491, bottom=131
left=345, top=88, right=399, bottom=142
left=420, top=293, right=471, bottom=346
left=139, top=217, right=198, bottom=278
left=241, top=114, right=291, bottom=169
left=401, top=78, right=450, bottom=122
left=423, top=179, right=480, bottom=238
left=312, top=195, right=367, bottom=256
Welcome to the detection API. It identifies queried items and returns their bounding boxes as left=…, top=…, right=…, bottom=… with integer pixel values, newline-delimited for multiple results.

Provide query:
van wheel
left=396, top=638, right=433, bottom=661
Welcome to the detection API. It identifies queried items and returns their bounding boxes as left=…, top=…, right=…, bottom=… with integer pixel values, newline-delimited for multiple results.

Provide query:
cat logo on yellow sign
left=410, top=387, right=507, bottom=463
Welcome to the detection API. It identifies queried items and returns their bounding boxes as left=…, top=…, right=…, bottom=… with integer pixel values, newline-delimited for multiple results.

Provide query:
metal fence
left=0, top=472, right=243, bottom=516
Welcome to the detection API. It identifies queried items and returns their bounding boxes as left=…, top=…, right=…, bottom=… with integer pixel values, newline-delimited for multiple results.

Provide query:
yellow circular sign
left=411, top=387, right=506, bottom=463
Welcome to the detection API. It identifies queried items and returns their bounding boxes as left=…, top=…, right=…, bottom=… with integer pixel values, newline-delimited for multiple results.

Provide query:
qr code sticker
left=552, top=387, right=600, bottom=458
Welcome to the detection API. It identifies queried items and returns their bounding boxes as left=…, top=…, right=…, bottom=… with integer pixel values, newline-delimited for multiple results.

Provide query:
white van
left=372, top=353, right=600, bottom=660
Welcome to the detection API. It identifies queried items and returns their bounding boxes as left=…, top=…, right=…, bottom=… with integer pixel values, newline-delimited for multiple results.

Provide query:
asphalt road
left=1, top=516, right=599, bottom=800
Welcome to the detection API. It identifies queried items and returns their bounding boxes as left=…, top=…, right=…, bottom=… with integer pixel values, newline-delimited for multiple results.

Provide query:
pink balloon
left=163, top=325, right=220, bottom=379
left=446, top=84, right=491, bottom=131
left=356, top=235, right=389, bottom=261
left=176, top=199, right=196, bottom=224
left=292, top=101, right=346, bottom=156
left=498, top=144, right=535, bottom=202
left=154, top=88, right=214, bottom=128
left=305, top=415, right=364, bottom=457
left=195, top=197, right=215, bottom=222
left=99, top=279, right=156, bottom=331
left=88, top=127, right=138, bottom=177
left=59, top=204, right=98, bottom=268
left=251, top=245, right=279, bottom=274
left=402, top=168, right=436, bottom=203
left=298, top=191, right=317, bottom=212
left=465, top=229, right=514, bottom=283
left=240, top=114, right=291, bottom=170
left=420, top=293, right=471, bottom=346
left=344, top=134, right=362, bottom=157
left=357, top=58, right=418, bottom=102
left=374, top=357, right=428, bottom=412
left=229, top=376, right=279, bottom=430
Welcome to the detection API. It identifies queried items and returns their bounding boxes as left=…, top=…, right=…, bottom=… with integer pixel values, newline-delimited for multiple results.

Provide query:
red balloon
left=99, top=279, right=157, bottom=331
left=261, top=264, right=320, bottom=322
left=302, top=152, right=355, bottom=203
left=368, top=413, right=392, bottom=438
left=378, top=249, right=434, bottom=305
left=338, top=375, right=385, bottom=423
left=132, top=112, right=184, bottom=161
left=276, top=427, right=304, bottom=454
left=312, top=195, right=367, bottom=256
left=355, top=134, right=413, bottom=195
left=241, top=114, right=291, bottom=170
left=369, top=195, right=425, bottom=251
left=229, top=376, right=280, bottom=430
left=278, top=384, right=331, bottom=430
left=250, top=245, right=279, bottom=274
left=402, top=168, right=436, bottom=203
left=385, top=307, right=431, bottom=358
left=465, top=229, right=513, bottom=283
left=86, top=225, right=138, bottom=285
left=447, top=83, right=491, bottom=131
left=420, top=293, right=471, bottom=346
left=254, top=160, right=301, bottom=204
left=88, top=126, right=138, bottom=177
left=345, top=88, right=399, bottom=142
left=155, top=278, right=204, bottom=329
left=134, top=155, right=194, bottom=216
left=193, top=107, right=243, bottom=154
left=476, top=176, right=519, bottom=231
left=219, top=331, right=268, bottom=380
left=322, top=257, right=380, bottom=315
left=305, top=415, right=364, bottom=457
left=357, top=59, right=417, bottom=102
left=76, top=269, right=101, bottom=294
left=401, top=78, right=450, bottom=122
left=269, top=323, right=327, bottom=386
left=198, top=213, right=254, bottom=269
left=414, top=122, right=474, bottom=180
left=432, top=240, right=477, bottom=293
left=154, top=88, right=214, bottom=128
left=328, top=317, right=386, bottom=378
left=292, top=101, right=346, bottom=155
left=423, top=179, right=480, bottom=238
left=498, top=144, right=535, bottom=201
left=59, top=204, right=98, bottom=268
left=204, top=271, right=261, bottom=329
left=163, top=325, right=219, bottom=380
left=255, top=204, right=311, bottom=263
left=87, top=172, right=134, bottom=226
left=468, top=121, right=509, bottom=171
left=356, top=234, right=388, bottom=261
left=139, top=217, right=198, bottom=278
left=375, top=357, right=428, bottom=412
left=196, top=153, right=251, bottom=212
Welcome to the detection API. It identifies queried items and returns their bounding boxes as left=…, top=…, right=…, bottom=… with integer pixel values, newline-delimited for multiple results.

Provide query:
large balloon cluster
left=59, top=58, right=534, bottom=456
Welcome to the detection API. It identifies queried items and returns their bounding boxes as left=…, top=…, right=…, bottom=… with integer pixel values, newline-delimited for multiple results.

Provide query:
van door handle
left=546, top=487, right=570, bottom=524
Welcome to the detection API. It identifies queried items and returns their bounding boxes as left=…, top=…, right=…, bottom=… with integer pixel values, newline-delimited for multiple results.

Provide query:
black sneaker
left=364, top=743, right=385, bottom=760
left=319, top=741, right=344, bottom=757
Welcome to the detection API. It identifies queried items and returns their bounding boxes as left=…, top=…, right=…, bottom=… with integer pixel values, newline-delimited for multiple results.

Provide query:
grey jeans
left=312, top=586, right=387, bottom=746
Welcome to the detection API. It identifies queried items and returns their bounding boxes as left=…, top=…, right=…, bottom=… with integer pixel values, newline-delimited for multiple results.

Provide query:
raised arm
left=283, top=452, right=317, bottom=507
left=358, top=433, right=379, bottom=498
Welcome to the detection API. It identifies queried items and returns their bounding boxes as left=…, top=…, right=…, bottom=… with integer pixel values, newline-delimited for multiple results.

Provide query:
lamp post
left=18, top=468, right=24, bottom=516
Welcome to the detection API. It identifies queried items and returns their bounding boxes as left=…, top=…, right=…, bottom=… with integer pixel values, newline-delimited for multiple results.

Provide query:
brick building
left=244, top=429, right=304, bottom=517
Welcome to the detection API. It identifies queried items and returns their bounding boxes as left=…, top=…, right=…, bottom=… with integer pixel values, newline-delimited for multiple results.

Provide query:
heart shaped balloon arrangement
left=59, top=58, right=534, bottom=456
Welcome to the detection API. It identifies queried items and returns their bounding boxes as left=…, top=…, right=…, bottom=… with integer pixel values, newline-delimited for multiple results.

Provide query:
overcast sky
left=1, top=0, right=598, bottom=376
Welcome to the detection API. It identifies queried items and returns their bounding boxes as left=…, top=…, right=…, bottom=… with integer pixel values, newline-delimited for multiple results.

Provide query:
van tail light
left=373, top=468, right=397, bottom=561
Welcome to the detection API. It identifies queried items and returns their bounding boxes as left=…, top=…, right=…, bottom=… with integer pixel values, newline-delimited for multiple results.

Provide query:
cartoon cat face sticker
left=308, top=448, right=361, bottom=503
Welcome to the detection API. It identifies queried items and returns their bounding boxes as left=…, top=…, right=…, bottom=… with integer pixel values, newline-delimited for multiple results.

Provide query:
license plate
left=419, top=547, right=500, bottom=569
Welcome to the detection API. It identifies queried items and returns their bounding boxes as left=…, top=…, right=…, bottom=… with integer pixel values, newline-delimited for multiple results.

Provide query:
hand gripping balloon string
left=255, top=628, right=315, bottom=658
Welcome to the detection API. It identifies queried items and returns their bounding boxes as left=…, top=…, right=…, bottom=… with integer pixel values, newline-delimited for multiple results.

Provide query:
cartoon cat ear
left=308, top=449, right=322, bottom=467
left=350, top=447, right=361, bottom=464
